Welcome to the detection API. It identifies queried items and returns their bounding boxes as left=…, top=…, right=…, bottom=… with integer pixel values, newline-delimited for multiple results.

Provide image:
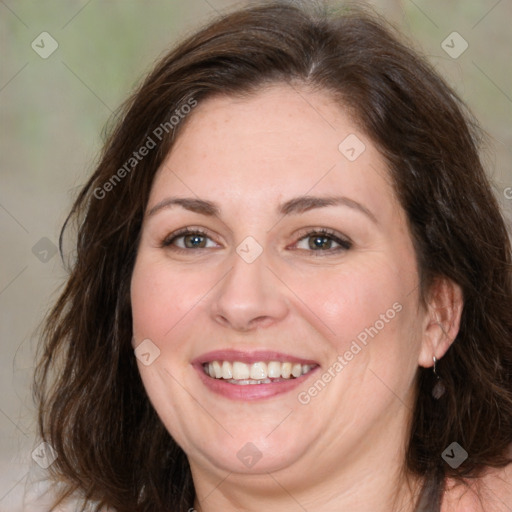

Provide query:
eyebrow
left=279, top=195, right=377, bottom=223
left=147, top=197, right=220, bottom=217
left=146, top=195, right=377, bottom=223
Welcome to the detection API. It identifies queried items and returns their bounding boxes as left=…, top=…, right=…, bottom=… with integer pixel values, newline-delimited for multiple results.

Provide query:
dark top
left=415, top=474, right=443, bottom=512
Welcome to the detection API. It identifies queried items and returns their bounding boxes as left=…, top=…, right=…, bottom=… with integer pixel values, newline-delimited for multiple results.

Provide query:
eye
left=162, top=228, right=219, bottom=250
left=294, top=229, right=352, bottom=253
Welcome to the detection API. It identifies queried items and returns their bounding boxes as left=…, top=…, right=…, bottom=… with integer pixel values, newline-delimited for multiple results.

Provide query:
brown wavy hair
left=34, top=1, right=512, bottom=510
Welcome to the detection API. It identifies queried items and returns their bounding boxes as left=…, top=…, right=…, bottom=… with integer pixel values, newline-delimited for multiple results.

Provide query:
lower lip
left=194, top=364, right=319, bottom=400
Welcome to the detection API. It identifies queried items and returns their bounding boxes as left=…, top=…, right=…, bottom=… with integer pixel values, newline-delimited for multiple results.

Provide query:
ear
left=418, top=276, right=464, bottom=368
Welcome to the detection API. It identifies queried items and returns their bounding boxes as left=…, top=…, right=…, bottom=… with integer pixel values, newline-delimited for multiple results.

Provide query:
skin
left=442, top=464, right=512, bottom=511
left=130, top=84, right=464, bottom=511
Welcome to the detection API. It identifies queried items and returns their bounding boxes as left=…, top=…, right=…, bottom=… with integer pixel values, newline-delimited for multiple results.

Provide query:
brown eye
left=308, top=235, right=335, bottom=250
left=183, top=233, right=207, bottom=248
left=162, top=229, right=218, bottom=250
left=294, top=230, right=352, bottom=253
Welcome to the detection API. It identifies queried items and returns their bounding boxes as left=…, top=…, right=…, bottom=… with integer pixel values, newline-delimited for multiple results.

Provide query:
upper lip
left=192, top=349, right=319, bottom=366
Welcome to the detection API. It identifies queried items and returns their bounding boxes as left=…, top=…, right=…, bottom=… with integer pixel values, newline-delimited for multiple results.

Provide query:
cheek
left=291, top=262, right=420, bottom=422
left=301, top=265, right=401, bottom=331
left=130, top=256, right=211, bottom=348
left=288, top=256, right=419, bottom=369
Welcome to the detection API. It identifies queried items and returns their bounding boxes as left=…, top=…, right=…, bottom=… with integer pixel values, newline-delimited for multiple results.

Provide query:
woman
left=33, top=1, right=512, bottom=511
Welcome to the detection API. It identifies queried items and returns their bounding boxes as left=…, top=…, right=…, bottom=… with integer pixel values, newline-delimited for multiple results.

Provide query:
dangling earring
left=432, top=356, right=445, bottom=399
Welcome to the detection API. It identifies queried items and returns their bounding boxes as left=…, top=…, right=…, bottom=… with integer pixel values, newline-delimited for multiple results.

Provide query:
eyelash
left=161, top=227, right=352, bottom=254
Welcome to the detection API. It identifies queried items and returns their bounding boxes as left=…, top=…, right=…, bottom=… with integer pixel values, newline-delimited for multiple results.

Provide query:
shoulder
left=441, top=463, right=512, bottom=512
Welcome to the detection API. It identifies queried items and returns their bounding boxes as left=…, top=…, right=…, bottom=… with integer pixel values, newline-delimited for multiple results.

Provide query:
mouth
left=192, top=350, right=320, bottom=400
left=202, top=360, right=317, bottom=385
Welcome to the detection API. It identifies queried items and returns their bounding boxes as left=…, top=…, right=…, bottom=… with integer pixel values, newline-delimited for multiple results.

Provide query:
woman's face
left=131, top=84, right=427, bottom=490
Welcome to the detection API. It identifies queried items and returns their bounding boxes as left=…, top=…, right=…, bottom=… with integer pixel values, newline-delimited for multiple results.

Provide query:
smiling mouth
left=203, top=360, right=318, bottom=385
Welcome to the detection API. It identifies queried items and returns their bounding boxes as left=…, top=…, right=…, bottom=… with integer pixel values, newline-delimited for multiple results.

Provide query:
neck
left=192, top=469, right=423, bottom=512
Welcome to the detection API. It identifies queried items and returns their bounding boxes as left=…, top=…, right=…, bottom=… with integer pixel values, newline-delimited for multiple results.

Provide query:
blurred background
left=1, top=0, right=511, bottom=509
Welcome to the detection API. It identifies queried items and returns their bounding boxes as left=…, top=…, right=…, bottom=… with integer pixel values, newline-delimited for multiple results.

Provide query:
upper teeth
left=204, top=361, right=314, bottom=380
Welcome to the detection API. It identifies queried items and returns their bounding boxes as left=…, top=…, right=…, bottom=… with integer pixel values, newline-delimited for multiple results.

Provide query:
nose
left=210, top=249, right=289, bottom=332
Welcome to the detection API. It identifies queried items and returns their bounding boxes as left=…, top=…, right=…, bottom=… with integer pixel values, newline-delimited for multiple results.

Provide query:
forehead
left=151, top=84, right=400, bottom=222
